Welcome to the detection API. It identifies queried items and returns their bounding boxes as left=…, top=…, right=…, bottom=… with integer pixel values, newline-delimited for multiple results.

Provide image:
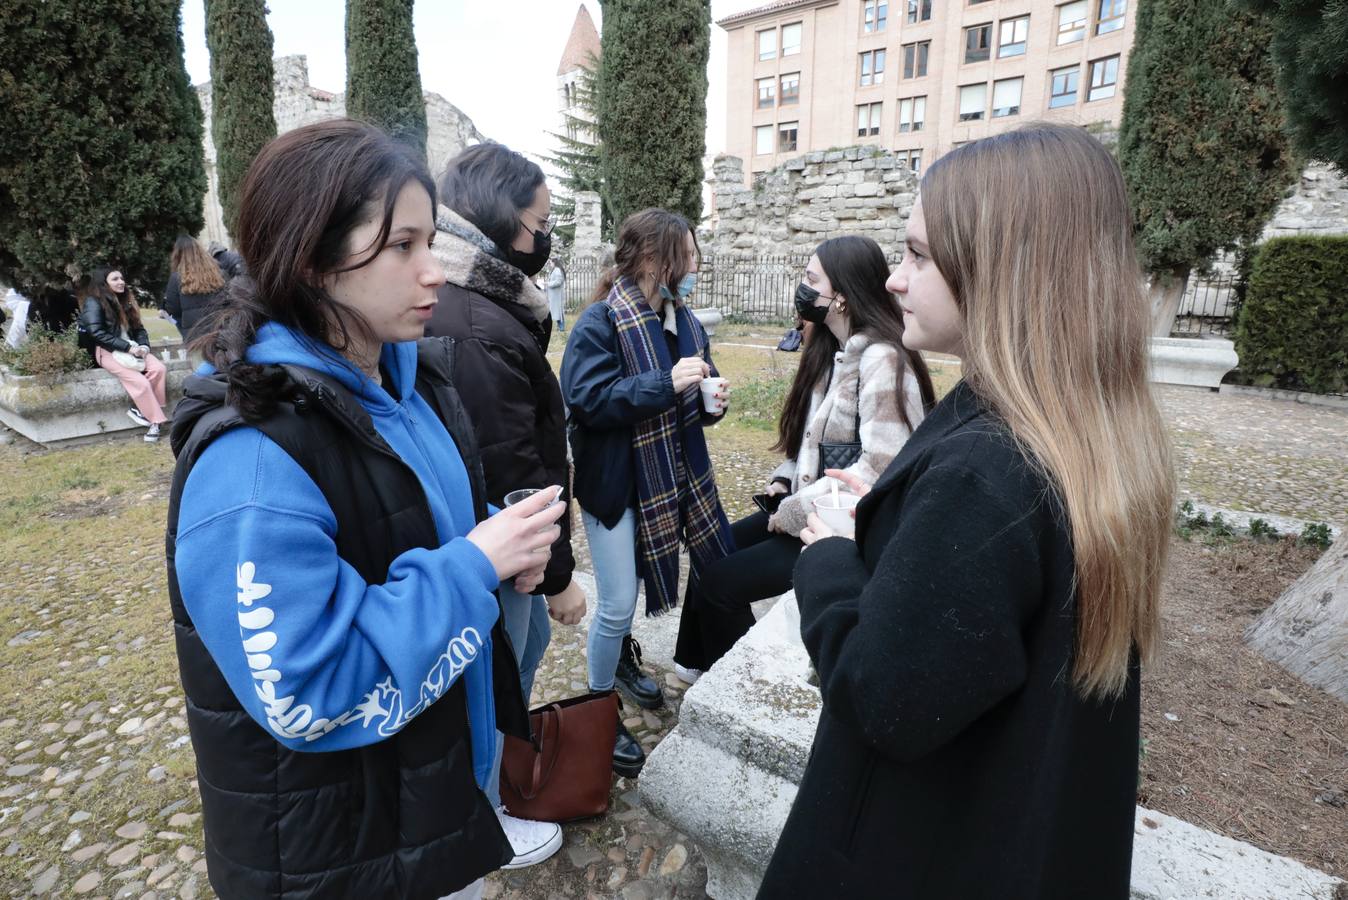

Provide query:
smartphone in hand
left=752, top=492, right=784, bottom=515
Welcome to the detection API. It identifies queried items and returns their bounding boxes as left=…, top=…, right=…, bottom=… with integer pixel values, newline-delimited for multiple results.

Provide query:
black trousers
left=674, top=510, right=802, bottom=671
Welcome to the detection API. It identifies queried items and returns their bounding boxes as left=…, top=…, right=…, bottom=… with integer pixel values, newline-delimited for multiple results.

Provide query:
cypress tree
left=596, top=0, right=710, bottom=227
left=1243, top=0, right=1348, bottom=174
left=206, top=0, right=277, bottom=241
left=0, top=0, right=205, bottom=293
left=1118, top=0, right=1296, bottom=335
left=345, top=0, right=427, bottom=159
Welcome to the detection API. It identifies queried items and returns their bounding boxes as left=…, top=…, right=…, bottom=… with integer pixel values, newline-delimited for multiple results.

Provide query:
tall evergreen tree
left=206, top=0, right=277, bottom=241
left=345, top=0, right=427, bottom=159
left=596, top=0, right=710, bottom=227
left=546, top=62, right=614, bottom=243
left=1243, top=0, right=1348, bottom=174
left=0, top=0, right=205, bottom=292
left=1118, top=0, right=1297, bottom=335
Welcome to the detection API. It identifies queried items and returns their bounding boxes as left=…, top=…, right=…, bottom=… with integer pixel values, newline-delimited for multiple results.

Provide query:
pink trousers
left=95, top=346, right=168, bottom=425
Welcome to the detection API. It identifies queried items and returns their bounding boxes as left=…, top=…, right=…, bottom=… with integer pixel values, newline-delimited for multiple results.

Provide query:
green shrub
left=1300, top=522, right=1332, bottom=550
left=1247, top=517, right=1280, bottom=540
left=0, top=325, right=89, bottom=383
left=1235, top=236, right=1348, bottom=394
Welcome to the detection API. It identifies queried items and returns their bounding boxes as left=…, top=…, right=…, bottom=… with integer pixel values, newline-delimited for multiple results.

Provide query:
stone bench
left=0, top=343, right=194, bottom=447
left=639, top=593, right=1344, bottom=900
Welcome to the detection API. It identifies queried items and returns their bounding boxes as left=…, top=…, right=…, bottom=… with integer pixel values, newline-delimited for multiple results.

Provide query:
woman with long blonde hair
left=164, top=235, right=227, bottom=341
left=758, top=123, right=1174, bottom=898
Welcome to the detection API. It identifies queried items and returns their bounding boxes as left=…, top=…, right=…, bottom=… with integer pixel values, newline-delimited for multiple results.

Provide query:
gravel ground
left=0, top=349, right=1343, bottom=897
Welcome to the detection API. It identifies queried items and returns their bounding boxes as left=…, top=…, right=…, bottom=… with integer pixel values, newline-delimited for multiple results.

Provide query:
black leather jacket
left=79, top=295, right=149, bottom=352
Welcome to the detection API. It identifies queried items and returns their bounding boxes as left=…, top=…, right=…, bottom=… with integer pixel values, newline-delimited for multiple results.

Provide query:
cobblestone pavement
left=1156, top=386, right=1348, bottom=526
left=0, top=376, right=1345, bottom=898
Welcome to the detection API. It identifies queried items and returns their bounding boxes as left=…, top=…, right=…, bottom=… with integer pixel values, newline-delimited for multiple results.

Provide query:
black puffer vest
left=165, top=338, right=530, bottom=899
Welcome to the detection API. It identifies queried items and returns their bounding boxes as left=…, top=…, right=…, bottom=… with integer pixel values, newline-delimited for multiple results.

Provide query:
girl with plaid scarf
left=560, top=209, right=741, bottom=778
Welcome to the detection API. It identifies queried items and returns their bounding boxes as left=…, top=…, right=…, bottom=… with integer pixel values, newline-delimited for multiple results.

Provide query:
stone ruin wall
left=701, top=146, right=1346, bottom=323
left=706, top=146, right=919, bottom=261
left=197, top=55, right=484, bottom=246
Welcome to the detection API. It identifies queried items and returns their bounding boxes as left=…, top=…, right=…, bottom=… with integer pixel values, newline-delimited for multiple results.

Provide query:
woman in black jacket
left=560, top=208, right=739, bottom=778
left=164, top=235, right=227, bottom=342
left=758, top=125, right=1175, bottom=898
left=80, top=267, right=169, bottom=441
left=424, top=142, right=580, bottom=865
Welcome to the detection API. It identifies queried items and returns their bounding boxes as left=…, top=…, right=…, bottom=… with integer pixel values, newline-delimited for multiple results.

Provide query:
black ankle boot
left=614, top=636, right=664, bottom=710
left=612, top=718, right=646, bottom=777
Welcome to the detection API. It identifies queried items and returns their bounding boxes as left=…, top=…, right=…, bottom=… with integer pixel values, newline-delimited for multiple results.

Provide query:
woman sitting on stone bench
left=695, top=235, right=935, bottom=674
left=79, top=267, right=168, bottom=442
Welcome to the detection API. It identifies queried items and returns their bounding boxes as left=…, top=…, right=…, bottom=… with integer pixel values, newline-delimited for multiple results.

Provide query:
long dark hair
left=773, top=236, right=936, bottom=456
left=89, top=266, right=144, bottom=334
left=439, top=142, right=544, bottom=252
left=591, top=209, right=699, bottom=303
left=192, top=119, right=436, bottom=420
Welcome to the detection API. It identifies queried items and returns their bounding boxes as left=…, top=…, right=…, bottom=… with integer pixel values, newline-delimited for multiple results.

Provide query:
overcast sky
left=179, top=0, right=763, bottom=179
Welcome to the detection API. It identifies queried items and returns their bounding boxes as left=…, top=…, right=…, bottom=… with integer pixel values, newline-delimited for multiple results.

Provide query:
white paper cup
left=813, top=492, right=861, bottom=537
left=699, top=376, right=727, bottom=413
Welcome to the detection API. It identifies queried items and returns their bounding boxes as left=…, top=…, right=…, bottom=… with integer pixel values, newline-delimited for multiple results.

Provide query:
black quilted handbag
left=816, top=373, right=863, bottom=478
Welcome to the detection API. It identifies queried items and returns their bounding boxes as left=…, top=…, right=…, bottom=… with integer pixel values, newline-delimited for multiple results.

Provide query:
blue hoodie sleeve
left=560, top=304, right=675, bottom=429
left=174, top=426, right=501, bottom=753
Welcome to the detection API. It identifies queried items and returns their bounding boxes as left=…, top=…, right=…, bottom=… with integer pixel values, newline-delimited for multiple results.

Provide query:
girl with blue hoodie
left=166, top=119, right=564, bottom=900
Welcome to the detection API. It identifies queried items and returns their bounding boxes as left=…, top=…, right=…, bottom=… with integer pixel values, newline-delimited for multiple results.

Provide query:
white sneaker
left=127, top=408, right=151, bottom=428
left=496, top=806, right=562, bottom=869
left=144, top=423, right=161, bottom=443
left=673, top=662, right=702, bottom=685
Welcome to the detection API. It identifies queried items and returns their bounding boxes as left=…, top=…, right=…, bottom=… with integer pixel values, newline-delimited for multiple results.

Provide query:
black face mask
left=794, top=282, right=835, bottom=324
left=505, top=228, right=552, bottom=277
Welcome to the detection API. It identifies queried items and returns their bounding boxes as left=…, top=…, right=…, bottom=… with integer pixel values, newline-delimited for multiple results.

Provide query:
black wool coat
left=426, top=282, right=575, bottom=597
left=758, top=381, right=1141, bottom=900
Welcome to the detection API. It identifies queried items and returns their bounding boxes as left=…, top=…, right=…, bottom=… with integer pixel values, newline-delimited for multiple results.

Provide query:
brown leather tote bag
left=500, top=690, right=620, bottom=822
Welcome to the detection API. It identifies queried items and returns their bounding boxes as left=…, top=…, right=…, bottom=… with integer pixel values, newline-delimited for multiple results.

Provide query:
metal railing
left=558, top=256, right=1245, bottom=334
left=560, top=254, right=903, bottom=325
left=1171, top=273, right=1241, bottom=337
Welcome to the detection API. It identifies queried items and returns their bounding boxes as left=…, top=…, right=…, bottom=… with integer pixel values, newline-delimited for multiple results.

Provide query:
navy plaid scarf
left=605, top=276, right=735, bottom=615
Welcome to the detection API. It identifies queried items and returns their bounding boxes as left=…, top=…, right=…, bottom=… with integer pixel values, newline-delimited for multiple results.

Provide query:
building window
left=998, top=16, right=1029, bottom=57
left=1049, top=65, right=1079, bottom=108
left=992, top=77, right=1023, bottom=117
left=863, top=0, right=889, bottom=32
left=964, top=23, right=992, bottom=63
left=1057, top=1, right=1088, bottom=43
left=756, top=77, right=776, bottom=108
left=958, top=83, right=987, bottom=121
left=859, top=49, right=887, bottom=86
left=757, top=28, right=776, bottom=61
left=902, top=41, right=930, bottom=78
left=782, top=22, right=803, bottom=56
left=898, top=95, right=926, bottom=132
left=907, top=0, right=932, bottom=23
left=969, top=0, right=992, bottom=5
left=755, top=124, right=774, bottom=155
left=902, top=149, right=923, bottom=173
left=1088, top=55, right=1119, bottom=101
left=856, top=102, right=883, bottom=136
left=780, top=72, right=801, bottom=105
left=1096, top=0, right=1126, bottom=33
left=779, top=121, right=799, bottom=152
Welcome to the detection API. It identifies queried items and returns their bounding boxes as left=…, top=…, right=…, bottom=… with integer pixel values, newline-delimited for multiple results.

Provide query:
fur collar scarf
left=432, top=206, right=550, bottom=323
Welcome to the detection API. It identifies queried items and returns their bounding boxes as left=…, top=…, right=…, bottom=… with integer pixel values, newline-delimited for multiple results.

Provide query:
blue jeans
left=485, top=581, right=551, bottom=809
left=580, top=507, right=639, bottom=692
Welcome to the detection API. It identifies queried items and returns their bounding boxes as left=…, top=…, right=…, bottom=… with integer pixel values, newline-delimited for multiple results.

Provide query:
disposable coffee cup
left=699, top=376, right=728, bottom=414
left=504, top=487, right=562, bottom=508
left=813, top=492, right=861, bottom=537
